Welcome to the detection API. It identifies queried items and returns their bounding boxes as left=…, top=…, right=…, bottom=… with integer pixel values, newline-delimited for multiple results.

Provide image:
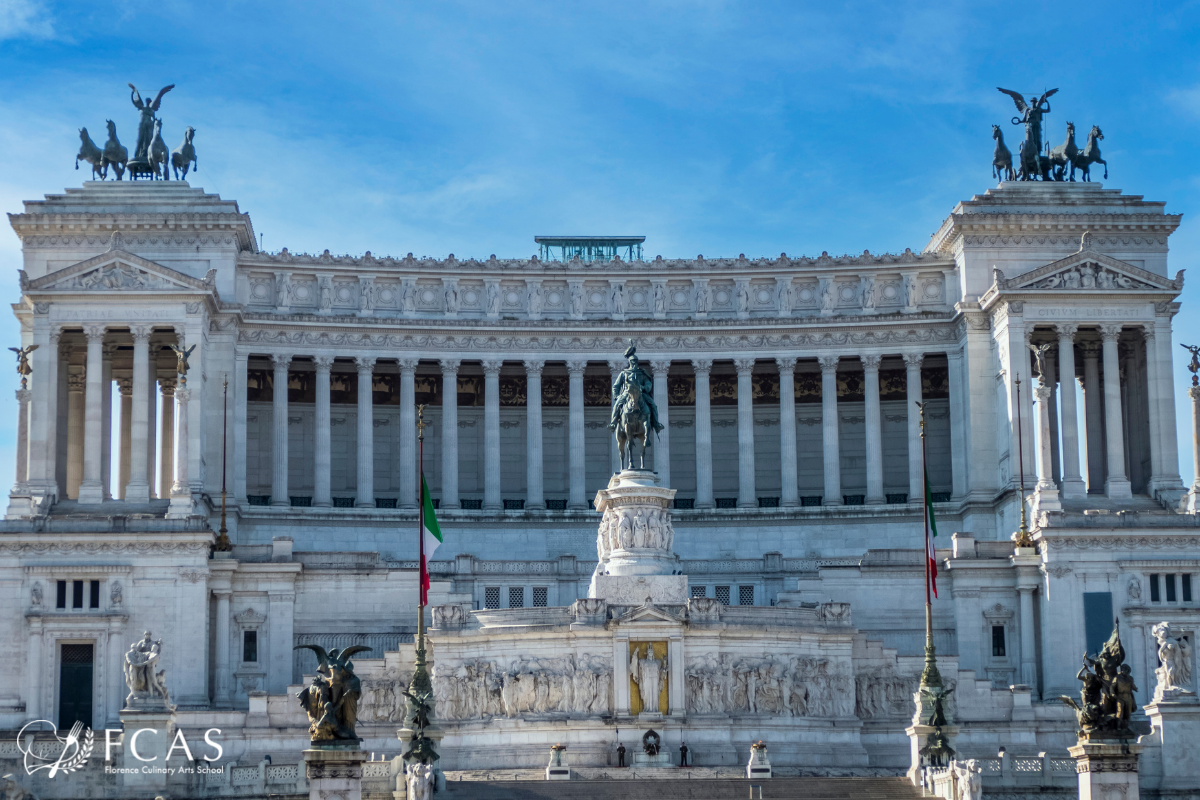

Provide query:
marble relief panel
left=625, top=281, right=652, bottom=315
left=457, top=281, right=485, bottom=313
left=667, top=282, right=693, bottom=312
left=289, top=277, right=318, bottom=308
left=248, top=274, right=274, bottom=305
left=749, top=279, right=778, bottom=312
left=374, top=280, right=400, bottom=309
left=710, top=280, right=735, bottom=312
left=415, top=280, right=444, bottom=311
left=541, top=281, right=568, bottom=314
left=583, top=282, right=609, bottom=312
left=331, top=278, right=359, bottom=309
left=500, top=282, right=526, bottom=312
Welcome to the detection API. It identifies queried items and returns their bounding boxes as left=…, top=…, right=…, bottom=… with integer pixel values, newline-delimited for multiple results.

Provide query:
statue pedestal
left=545, top=746, right=571, bottom=780
left=747, top=744, right=772, bottom=779
left=119, top=708, right=174, bottom=793
left=633, top=752, right=674, bottom=768
left=396, top=724, right=446, bottom=795
left=1144, top=698, right=1200, bottom=791
left=1068, top=740, right=1143, bottom=800
left=304, top=747, right=367, bottom=800
left=591, top=469, right=682, bottom=605
left=905, top=724, right=958, bottom=786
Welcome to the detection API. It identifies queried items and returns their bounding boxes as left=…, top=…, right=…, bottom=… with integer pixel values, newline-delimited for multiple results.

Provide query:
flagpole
left=214, top=374, right=232, bottom=552
left=415, top=404, right=428, bottom=687
left=917, top=401, right=941, bottom=692
left=1013, top=375, right=1033, bottom=548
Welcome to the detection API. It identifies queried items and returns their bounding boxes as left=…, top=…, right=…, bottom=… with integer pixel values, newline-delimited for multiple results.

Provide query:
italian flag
left=923, top=466, right=938, bottom=599
left=420, top=474, right=443, bottom=607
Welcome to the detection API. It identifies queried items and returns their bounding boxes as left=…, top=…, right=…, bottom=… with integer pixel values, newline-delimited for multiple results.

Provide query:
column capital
left=160, top=378, right=177, bottom=395
left=691, top=358, right=713, bottom=374
left=734, top=358, right=756, bottom=375
left=1033, top=384, right=1052, bottom=402
left=313, top=355, right=335, bottom=372
left=860, top=354, right=882, bottom=371
left=1139, top=324, right=1155, bottom=341
left=440, top=358, right=461, bottom=374
left=523, top=359, right=545, bottom=375
left=817, top=355, right=839, bottom=372
left=398, top=357, right=419, bottom=373
left=566, top=359, right=588, bottom=376
left=650, top=359, right=672, bottom=377
left=15, top=388, right=30, bottom=403
left=130, top=326, right=151, bottom=343
left=270, top=353, right=293, bottom=369
left=117, top=377, right=132, bottom=395
left=607, top=359, right=625, bottom=374
left=49, top=328, right=63, bottom=345
left=774, top=356, right=796, bottom=374
left=1079, top=340, right=1103, bottom=358
left=903, top=352, right=924, bottom=369
left=1100, top=324, right=1124, bottom=342
left=174, top=386, right=190, bottom=402
left=355, top=355, right=376, bottom=372
left=68, top=373, right=85, bottom=393
left=84, top=325, right=106, bottom=342
left=1056, top=322, right=1079, bottom=340
left=482, top=359, right=504, bottom=375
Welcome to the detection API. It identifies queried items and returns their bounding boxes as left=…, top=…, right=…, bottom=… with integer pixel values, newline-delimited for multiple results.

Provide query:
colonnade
left=14, top=325, right=194, bottom=508
left=240, top=351, right=950, bottom=511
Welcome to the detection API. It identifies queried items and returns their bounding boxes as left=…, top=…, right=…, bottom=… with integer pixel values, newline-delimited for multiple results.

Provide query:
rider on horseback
left=608, top=344, right=664, bottom=436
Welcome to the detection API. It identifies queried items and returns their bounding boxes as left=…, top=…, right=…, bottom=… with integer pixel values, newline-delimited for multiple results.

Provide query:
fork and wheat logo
left=16, top=720, right=94, bottom=777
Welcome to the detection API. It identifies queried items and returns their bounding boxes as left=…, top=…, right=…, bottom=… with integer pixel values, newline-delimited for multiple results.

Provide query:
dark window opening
left=247, top=495, right=271, bottom=506
left=716, top=497, right=738, bottom=509
left=376, top=498, right=397, bottom=509
left=1183, top=574, right=1193, bottom=603
left=243, top=630, right=258, bottom=662
left=508, top=587, right=524, bottom=608
left=460, top=498, right=483, bottom=510
left=690, top=586, right=707, bottom=598
left=56, top=580, right=67, bottom=609
left=1166, top=574, right=1177, bottom=603
left=333, top=497, right=356, bottom=508
left=738, top=586, right=754, bottom=606
left=546, top=499, right=567, bottom=510
left=72, top=580, right=84, bottom=609
left=715, top=586, right=731, bottom=605
left=801, top=496, right=823, bottom=507
left=1150, top=574, right=1161, bottom=603
left=886, top=493, right=908, bottom=504
left=503, top=499, right=525, bottom=510
left=843, top=494, right=865, bottom=505
left=1082, top=592, right=1114, bottom=655
left=757, top=497, right=780, bottom=508
left=290, top=496, right=312, bottom=507
left=484, top=587, right=500, bottom=609
left=992, top=625, right=1006, bottom=657
left=532, top=587, right=548, bottom=607
left=674, top=498, right=695, bottom=509
left=58, top=643, right=93, bottom=730
left=89, top=580, right=100, bottom=609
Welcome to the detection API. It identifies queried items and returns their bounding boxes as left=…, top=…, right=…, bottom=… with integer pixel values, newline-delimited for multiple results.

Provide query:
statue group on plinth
left=123, top=631, right=173, bottom=710
left=293, top=644, right=370, bottom=743
left=992, top=87, right=1107, bottom=183
left=608, top=343, right=663, bottom=470
left=1060, top=620, right=1138, bottom=738
left=73, top=82, right=198, bottom=181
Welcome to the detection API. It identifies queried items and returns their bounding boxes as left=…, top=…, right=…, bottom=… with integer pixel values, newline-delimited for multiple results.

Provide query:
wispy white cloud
left=0, top=0, right=54, bottom=40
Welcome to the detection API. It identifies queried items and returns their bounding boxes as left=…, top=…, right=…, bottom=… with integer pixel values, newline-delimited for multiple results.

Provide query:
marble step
left=440, top=777, right=923, bottom=800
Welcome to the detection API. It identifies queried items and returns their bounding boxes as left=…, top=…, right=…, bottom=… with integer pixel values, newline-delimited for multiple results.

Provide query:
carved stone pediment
left=23, top=248, right=217, bottom=296
left=234, top=607, right=267, bottom=625
left=613, top=601, right=682, bottom=625
left=993, top=250, right=1183, bottom=294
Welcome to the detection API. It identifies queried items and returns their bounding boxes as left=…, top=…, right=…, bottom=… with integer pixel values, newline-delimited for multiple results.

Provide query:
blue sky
left=1, top=0, right=1200, bottom=491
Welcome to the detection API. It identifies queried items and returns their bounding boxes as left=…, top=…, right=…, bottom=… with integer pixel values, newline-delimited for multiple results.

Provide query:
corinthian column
left=777, top=357, right=798, bottom=507
left=650, top=360, right=671, bottom=486
left=440, top=359, right=461, bottom=510
left=1032, top=382, right=1061, bottom=513
left=355, top=356, right=377, bottom=507
left=399, top=359, right=418, bottom=509
left=66, top=370, right=84, bottom=500
left=735, top=358, right=756, bottom=508
left=525, top=360, right=545, bottom=511
left=1080, top=341, right=1104, bottom=492
left=1056, top=325, right=1086, bottom=498
left=117, top=378, right=132, bottom=499
left=904, top=352, right=924, bottom=502
left=567, top=360, right=587, bottom=509
left=819, top=356, right=841, bottom=506
left=125, top=328, right=152, bottom=503
left=693, top=358, right=714, bottom=509
left=78, top=327, right=106, bottom=503
left=167, top=386, right=192, bottom=518
left=1100, top=325, right=1132, bottom=499
left=862, top=354, right=884, bottom=505
left=313, top=356, right=333, bottom=507
left=270, top=353, right=291, bottom=507
left=158, top=379, right=175, bottom=501
left=1188, top=384, right=1200, bottom=512
left=13, top=388, right=30, bottom=492
left=482, top=359, right=503, bottom=511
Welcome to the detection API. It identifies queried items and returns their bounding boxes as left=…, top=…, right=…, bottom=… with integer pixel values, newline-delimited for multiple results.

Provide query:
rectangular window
left=72, top=580, right=84, bottom=609
left=716, top=498, right=737, bottom=509
left=243, top=630, right=258, bottom=662
left=89, top=580, right=100, bottom=609
left=484, top=587, right=500, bottom=610
left=1166, top=574, right=1178, bottom=603
left=56, top=580, right=67, bottom=609
left=532, top=587, right=548, bottom=607
left=691, top=586, right=707, bottom=599
left=738, top=586, right=754, bottom=606
left=1150, top=574, right=1161, bottom=603
left=1184, top=574, right=1193, bottom=603
left=715, top=586, right=731, bottom=605
left=674, top=498, right=695, bottom=510
left=1083, top=592, right=1114, bottom=655
left=992, top=625, right=1006, bottom=657
left=508, top=587, right=524, bottom=608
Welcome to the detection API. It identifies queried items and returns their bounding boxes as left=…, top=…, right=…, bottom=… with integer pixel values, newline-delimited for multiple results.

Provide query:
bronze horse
left=615, top=379, right=649, bottom=470
left=1072, top=125, right=1107, bottom=182
left=991, top=125, right=1013, bottom=182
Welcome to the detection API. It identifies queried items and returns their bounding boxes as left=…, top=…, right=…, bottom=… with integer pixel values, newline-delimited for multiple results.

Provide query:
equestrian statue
left=608, top=343, right=664, bottom=471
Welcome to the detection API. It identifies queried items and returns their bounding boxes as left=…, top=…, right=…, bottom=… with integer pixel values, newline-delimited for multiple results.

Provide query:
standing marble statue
left=1152, top=622, right=1194, bottom=700
left=124, top=631, right=172, bottom=709
left=630, top=646, right=665, bottom=713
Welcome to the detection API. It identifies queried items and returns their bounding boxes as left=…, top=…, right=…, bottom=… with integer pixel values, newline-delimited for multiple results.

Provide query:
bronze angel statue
left=1182, top=343, right=1200, bottom=387
left=293, top=644, right=371, bottom=742
left=169, top=344, right=195, bottom=384
left=9, top=345, right=37, bottom=389
left=998, top=87, right=1058, bottom=181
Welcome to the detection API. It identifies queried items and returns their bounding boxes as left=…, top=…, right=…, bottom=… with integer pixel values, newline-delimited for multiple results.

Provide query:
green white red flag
left=420, top=474, right=442, bottom=607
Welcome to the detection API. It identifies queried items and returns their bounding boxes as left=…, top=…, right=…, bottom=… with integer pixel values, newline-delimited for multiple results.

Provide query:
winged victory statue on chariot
left=991, top=87, right=1107, bottom=183
left=74, top=83, right=198, bottom=181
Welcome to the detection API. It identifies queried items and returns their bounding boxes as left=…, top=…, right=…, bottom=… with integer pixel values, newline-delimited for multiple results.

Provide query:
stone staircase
left=441, top=776, right=924, bottom=799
